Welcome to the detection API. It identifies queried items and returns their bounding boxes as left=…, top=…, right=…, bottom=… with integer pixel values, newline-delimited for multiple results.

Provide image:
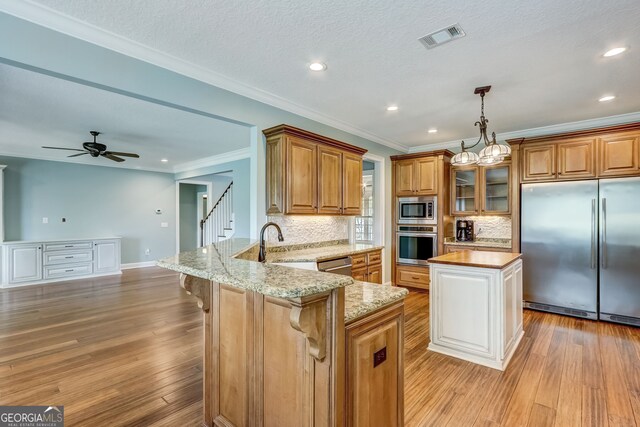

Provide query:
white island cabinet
left=1, top=238, right=121, bottom=287
left=428, top=250, right=523, bottom=371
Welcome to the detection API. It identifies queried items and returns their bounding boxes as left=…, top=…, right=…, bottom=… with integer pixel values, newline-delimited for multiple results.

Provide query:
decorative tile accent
left=265, top=215, right=350, bottom=245
left=456, top=216, right=512, bottom=239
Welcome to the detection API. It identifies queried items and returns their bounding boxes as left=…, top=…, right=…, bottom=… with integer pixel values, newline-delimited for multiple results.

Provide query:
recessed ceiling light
left=603, top=47, right=627, bottom=57
left=428, top=128, right=438, bottom=134
left=161, top=158, right=168, bottom=163
left=309, top=62, right=327, bottom=71
left=386, top=105, right=399, bottom=111
left=599, top=95, right=616, bottom=102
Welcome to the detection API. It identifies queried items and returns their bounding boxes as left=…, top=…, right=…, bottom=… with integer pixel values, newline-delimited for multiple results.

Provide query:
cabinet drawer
left=44, top=241, right=92, bottom=251
left=396, top=265, right=429, bottom=290
left=366, top=250, right=382, bottom=265
left=44, top=263, right=93, bottom=280
left=351, top=254, right=367, bottom=268
left=44, top=250, right=93, bottom=265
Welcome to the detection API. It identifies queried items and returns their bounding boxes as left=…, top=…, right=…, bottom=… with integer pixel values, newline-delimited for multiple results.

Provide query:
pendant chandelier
left=450, top=86, right=511, bottom=166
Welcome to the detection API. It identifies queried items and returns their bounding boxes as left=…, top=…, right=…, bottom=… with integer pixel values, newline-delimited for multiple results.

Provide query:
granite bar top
left=443, top=237, right=512, bottom=249
left=344, top=282, right=408, bottom=324
left=428, top=250, right=522, bottom=269
left=157, top=238, right=354, bottom=299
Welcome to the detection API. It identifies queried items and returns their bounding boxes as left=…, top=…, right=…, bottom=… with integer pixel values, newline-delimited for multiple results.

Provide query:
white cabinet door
left=9, top=244, right=42, bottom=283
left=94, top=240, right=120, bottom=273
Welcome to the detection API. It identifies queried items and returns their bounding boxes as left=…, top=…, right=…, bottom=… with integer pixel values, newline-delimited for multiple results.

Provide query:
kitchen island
left=428, top=250, right=523, bottom=371
left=158, top=238, right=407, bottom=427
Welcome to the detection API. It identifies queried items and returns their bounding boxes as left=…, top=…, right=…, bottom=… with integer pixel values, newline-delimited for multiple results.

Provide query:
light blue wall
left=1, top=156, right=176, bottom=264
left=179, top=183, right=206, bottom=252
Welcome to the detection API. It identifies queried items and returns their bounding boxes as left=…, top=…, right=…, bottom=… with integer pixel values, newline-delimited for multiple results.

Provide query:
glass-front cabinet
left=452, top=167, right=479, bottom=215
left=451, top=162, right=511, bottom=215
left=482, top=164, right=510, bottom=214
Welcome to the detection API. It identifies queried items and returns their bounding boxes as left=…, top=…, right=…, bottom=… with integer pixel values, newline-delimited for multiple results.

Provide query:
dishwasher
left=317, top=257, right=352, bottom=276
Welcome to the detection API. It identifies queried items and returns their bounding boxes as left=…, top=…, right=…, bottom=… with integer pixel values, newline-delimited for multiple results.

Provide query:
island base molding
left=181, top=274, right=345, bottom=427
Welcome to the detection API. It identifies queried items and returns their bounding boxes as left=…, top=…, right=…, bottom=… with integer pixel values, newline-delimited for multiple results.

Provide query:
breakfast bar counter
left=427, top=250, right=523, bottom=371
left=158, top=238, right=407, bottom=427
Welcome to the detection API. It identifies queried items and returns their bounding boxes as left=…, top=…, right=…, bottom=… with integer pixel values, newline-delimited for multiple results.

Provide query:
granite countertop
left=158, top=238, right=408, bottom=319
left=443, top=237, right=511, bottom=249
left=344, top=281, right=408, bottom=324
left=428, top=250, right=522, bottom=269
left=266, top=242, right=384, bottom=263
left=157, top=238, right=354, bottom=299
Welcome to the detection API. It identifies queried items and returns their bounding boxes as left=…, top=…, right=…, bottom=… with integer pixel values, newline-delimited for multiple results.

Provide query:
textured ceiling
left=6, top=0, right=640, bottom=150
left=0, top=63, right=249, bottom=171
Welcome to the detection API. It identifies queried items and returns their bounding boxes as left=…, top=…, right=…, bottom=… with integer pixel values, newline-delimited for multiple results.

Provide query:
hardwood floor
left=1, top=267, right=639, bottom=426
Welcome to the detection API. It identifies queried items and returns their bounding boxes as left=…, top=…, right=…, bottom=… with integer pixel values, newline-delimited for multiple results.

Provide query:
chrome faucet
left=258, top=222, right=284, bottom=263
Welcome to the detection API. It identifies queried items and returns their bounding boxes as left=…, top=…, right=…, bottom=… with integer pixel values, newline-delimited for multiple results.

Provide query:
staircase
left=200, top=182, right=234, bottom=246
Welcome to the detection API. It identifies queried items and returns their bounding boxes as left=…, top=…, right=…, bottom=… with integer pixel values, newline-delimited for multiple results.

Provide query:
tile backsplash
left=265, top=215, right=351, bottom=246
left=456, top=216, right=512, bottom=239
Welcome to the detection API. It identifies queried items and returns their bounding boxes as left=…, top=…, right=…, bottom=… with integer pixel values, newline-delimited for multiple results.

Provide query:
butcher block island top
left=428, top=250, right=522, bottom=269
left=157, top=237, right=407, bottom=426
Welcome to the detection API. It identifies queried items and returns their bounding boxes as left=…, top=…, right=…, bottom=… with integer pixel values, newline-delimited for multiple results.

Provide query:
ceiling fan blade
left=42, top=146, right=85, bottom=152
left=67, top=152, right=89, bottom=158
left=105, top=151, right=140, bottom=158
left=103, top=153, right=125, bottom=162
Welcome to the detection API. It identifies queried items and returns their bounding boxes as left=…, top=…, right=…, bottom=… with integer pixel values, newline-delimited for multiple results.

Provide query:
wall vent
left=418, top=24, right=466, bottom=49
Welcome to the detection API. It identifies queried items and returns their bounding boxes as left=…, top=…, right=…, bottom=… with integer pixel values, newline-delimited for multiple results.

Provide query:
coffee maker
left=456, top=220, right=474, bottom=242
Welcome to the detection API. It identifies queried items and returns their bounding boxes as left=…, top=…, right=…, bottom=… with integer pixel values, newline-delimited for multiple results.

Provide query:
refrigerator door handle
left=602, top=197, right=607, bottom=269
left=591, top=198, right=596, bottom=269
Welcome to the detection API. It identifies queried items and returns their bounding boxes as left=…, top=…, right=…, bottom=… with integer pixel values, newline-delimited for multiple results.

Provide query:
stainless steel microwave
left=397, top=196, right=437, bottom=225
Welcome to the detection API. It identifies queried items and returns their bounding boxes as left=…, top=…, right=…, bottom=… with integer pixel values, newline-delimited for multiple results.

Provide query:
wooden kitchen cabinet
left=557, top=138, right=596, bottom=179
left=394, top=157, right=438, bottom=196
left=521, top=144, right=556, bottom=181
left=350, top=249, right=383, bottom=284
left=451, top=166, right=479, bottom=215
left=286, top=137, right=318, bottom=214
left=346, top=303, right=404, bottom=427
left=264, top=124, right=367, bottom=215
left=395, top=264, right=429, bottom=290
left=598, top=134, right=639, bottom=176
left=318, top=146, right=343, bottom=214
left=342, top=152, right=364, bottom=215
left=450, top=162, right=510, bottom=215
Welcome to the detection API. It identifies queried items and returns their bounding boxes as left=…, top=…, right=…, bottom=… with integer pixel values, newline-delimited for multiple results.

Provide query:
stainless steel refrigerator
left=521, top=177, right=640, bottom=326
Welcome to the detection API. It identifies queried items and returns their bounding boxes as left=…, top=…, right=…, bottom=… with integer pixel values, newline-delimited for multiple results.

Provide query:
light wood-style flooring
left=1, top=267, right=639, bottom=426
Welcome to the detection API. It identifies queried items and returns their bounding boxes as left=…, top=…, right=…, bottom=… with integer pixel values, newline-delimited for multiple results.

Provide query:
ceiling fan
left=42, top=131, right=140, bottom=163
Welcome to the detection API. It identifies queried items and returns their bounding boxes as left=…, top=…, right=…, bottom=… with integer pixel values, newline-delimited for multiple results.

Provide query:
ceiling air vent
left=418, top=24, right=466, bottom=49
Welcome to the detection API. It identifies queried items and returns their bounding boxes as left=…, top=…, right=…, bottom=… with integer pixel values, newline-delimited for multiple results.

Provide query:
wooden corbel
left=288, top=291, right=330, bottom=361
left=180, top=274, right=211, bottom=313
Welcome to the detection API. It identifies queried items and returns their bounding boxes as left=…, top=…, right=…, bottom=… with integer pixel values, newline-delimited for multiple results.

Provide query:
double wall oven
left=396, top=196, right=438, bottom=266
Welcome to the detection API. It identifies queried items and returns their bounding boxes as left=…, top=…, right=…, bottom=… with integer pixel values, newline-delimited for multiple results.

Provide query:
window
left=355, top=172, right=374, bottom=244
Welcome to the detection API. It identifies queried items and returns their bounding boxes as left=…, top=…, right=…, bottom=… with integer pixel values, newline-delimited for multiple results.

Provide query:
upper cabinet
left=263, top=125, right=367, bottom=215
left=394, top=157, right=438, bottom=196
left=451, top=162, right=511, bottom=216
left=511, top=124, right=640, bottom=183
left=598, top=134, right=639, bottom=177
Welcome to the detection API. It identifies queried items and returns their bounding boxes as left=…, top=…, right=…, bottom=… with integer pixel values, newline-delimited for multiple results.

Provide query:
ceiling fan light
left=451, top=150, right=479, bottom=166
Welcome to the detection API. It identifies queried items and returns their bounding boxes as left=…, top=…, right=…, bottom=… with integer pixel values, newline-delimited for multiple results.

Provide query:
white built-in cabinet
left=1, top=238, right=121, bottom=287
left=428, top=259, right=523, bottom=371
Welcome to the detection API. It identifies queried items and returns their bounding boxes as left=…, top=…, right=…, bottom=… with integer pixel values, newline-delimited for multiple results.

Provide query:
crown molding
left=408, top=111, right=640, bottom=154
left=172, top=147, right=251, bottom=174
left=0, top=0, right=407, bottom=153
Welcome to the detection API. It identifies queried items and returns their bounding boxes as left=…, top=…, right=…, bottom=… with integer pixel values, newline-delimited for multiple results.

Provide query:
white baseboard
left=121, top=261, right=157, bottom=270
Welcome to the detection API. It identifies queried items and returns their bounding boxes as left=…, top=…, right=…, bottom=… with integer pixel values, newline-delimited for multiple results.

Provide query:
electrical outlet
left=145, top=249, right=150, bottom=256
left=160, top=222, right=168, bottom=228
left=42, top=217, right=48, bottom=224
